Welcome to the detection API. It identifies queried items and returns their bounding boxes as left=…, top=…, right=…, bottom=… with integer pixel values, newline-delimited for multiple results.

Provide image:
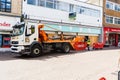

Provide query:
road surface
left=0, top=48, right=119, bottom=80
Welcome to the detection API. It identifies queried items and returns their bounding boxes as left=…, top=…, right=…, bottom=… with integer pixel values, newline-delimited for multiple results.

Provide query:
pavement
left=0, top=48, right=11, bottom=52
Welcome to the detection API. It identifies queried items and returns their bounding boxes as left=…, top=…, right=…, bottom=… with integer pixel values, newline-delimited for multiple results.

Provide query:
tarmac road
left=0, top=48, right=119, bottom=80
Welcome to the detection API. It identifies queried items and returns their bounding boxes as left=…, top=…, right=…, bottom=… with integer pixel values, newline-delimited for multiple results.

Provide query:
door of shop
left=109, top=34, right=118, bottom=46
left=2, top=35, right=11, bottom=48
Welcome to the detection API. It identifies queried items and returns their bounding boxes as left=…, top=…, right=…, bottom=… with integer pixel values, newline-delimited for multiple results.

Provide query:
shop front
left=0, top=16, right=20, bottom=48
left=104, top=27, right=120, bottom=47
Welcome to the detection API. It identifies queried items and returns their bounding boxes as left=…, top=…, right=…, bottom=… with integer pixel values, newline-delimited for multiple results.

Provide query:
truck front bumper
left=11, top=46, right=30, bottom=54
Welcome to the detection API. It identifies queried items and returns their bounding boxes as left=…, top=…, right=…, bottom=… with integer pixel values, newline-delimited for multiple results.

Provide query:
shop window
left=3, top=37, right=10, bottom=45
left=0, top=0, right=11, bottom=12
left=2, top=36, right=11, bottom=48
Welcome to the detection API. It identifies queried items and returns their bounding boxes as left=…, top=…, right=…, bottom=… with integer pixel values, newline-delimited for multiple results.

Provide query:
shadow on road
left=14, top=51, right=81, bottom=60
left=0, top=51, right=78, bottom=61
left=0, top=47, right=119, bottom=61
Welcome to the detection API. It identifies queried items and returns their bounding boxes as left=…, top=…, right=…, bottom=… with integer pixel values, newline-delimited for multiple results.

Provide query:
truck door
left=25, top=22, right=38, bottom=45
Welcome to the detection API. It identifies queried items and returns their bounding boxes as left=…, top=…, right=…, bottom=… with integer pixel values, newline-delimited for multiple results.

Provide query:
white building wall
left=76, top=15, right=101, bottom=26
left=22, top=0, right=103, bottom=27
left=0, top=16, right=20, bottom=31
left=23, top=4, right=68, bottom=23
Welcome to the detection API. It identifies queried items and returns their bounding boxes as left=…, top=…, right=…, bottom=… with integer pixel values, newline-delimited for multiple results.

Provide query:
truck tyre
left=30, top=45, right=42, bottom=57
left=61, top=43, right=70, bottom=53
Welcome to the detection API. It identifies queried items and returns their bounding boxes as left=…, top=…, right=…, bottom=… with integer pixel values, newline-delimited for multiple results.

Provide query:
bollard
left=99, top=77, right=106, bottom=80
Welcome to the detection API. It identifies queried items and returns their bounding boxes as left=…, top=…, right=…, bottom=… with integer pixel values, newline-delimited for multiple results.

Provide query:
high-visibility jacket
left=87, top=40, right=90, bottom=45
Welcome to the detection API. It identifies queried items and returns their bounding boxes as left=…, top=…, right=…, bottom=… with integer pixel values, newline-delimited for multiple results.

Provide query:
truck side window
left=31, top=25, right=35, bottom=34
left=26, top=25, right=35, bottom=36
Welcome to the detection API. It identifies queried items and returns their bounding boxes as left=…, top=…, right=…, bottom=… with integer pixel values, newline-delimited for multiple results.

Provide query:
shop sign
left=0, top=22, right=11, bottom=27
left=110, top=29, right=120, bottom=32
left=104, top=27, right=120, bottom=32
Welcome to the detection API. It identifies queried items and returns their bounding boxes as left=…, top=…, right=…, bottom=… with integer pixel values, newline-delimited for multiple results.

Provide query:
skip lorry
left=11, top=20, right=87, bottom=57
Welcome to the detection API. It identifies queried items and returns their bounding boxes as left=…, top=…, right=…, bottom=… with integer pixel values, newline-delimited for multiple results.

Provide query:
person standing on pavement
left=87, top=38, right=91, bottom=51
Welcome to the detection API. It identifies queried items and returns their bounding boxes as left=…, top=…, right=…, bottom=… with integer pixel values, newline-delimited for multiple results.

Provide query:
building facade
left=86, top=0, right=103, bottom=7
left=0, top=0, right=22, bottom=47
left=22, top=0, right=103, bottom=46
left=103, top=0, right=120, bottom=47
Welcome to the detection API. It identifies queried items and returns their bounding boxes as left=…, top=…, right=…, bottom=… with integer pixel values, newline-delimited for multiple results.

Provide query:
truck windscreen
left=12, top=24, right=25, bottom=36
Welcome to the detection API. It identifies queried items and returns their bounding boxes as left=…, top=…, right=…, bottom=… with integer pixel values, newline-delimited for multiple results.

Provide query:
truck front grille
left=11, top=48, right=17, bottom=51
left=12, top=41, right=19, bottom=44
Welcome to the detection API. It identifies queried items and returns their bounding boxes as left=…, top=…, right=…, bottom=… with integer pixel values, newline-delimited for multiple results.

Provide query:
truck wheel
left=61, top=43, right=70, bottom=53
left=30, top=45, right=42, bottom=57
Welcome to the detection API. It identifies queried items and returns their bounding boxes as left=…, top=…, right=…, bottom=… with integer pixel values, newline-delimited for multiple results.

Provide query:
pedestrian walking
left=87, top=38, right=90, bottom=51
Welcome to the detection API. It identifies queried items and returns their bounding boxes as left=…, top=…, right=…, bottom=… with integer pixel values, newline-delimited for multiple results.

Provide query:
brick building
left=103, top=0, right=120, bottom=47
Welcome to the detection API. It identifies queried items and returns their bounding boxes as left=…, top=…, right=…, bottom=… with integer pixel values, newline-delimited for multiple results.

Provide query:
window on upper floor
left=115, top=4, right=120, bottom=11
left=115, top=18, right=120, bottom=24
left=38, top=0, right=45, bottom=7
left=27, top=0, right=69, bottom=12
left=69, top=4, right=74, bottom=12
left=106, top=1, right=120, bottom=12
left=56, top=1, right=69, bottom=12
left=78, top=6, right=100, bottom=17
left=106, top=16, right=113, bottom=24
left=106, top=1, right=114, bottom=10
left=0, top=0, right=11, bottom=12
left=27, top=0, right=100, bottom=15
left=46, top=0, right=57, bottom=9
left=27, top=0, right=36, bottom=5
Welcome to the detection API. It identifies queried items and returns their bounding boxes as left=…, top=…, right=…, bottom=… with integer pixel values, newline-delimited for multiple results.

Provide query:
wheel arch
left=62, top=42, right=73, bottom=50
left=30, top=41, right=43, bottom=52
left=61, top=42, right=72, bottom=53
